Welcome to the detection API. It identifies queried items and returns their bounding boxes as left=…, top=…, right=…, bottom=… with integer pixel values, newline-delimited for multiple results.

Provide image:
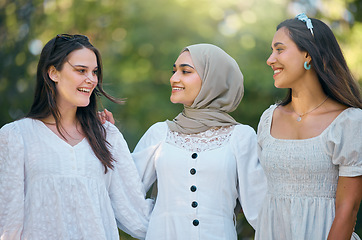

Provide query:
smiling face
left=266, top=27, right=311, bottom=89
left=170, top=51, right=202, bottom=106
left=48, top=47, right=98, bottom=111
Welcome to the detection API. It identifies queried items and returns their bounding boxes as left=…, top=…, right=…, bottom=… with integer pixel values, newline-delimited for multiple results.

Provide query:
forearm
left=327, top=203, right=359, bottom=240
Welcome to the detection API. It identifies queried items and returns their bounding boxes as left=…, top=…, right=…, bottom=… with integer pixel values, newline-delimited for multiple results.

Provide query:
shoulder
left=103, top=121, right=121, bottom=134
left=328, top=107, right=362, bottom=134
left=0, top=122, right=18, bottom=138
left=257, top=104, right=277, bottom=132
left=342, top=107, right=362, bottom=119
left=233, top=124, right=256, bottom=137
left=142, top=121, right=168, bottom=138
left=230, top=124, right=257, bottom=148
left=331, top=107, right=362, bottom=129
left=148, top=121, right=168, bottom=131
left=133, top=121, right=168, bottom=152
left=103, top=121, right=126, bottom=143
left=323, top=107, right=362, bottom=146
left=259, top=104, right=278, bottom=122
left=0, top=118, right=32, bottom=135
left=0, top=119, right=31, bottom=148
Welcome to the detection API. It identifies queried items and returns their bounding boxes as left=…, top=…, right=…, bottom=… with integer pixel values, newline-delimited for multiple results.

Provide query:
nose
left=266, top=52, right=276, bottom=66
left=170, top=71, right=180, bottom=84
left=85, top=73, right=97, bottom=84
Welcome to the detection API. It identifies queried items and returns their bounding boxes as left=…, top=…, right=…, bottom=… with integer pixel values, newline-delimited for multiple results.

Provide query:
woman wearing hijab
left=131, top=44, right=267, bottom=239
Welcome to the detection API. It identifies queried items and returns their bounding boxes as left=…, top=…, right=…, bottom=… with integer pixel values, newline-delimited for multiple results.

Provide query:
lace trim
left=166, top=125, right=235, bottom=152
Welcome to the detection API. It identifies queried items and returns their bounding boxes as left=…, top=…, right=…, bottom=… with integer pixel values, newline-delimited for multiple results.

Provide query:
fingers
left=104, top=109, right=115, bottom=125
left=97, top=111, right=106, bottom=124
left=97, top=109, right=115, bottom=125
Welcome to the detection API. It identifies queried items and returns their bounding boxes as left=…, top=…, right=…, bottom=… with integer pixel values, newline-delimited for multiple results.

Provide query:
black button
left=193, top=219, right=199, bottom=226
left=190, top=185, right=197, bottom=192
left=190, top=168, right=196, bottom=175
left=191, top=201, right=198, bottom=208
left=191, top=153, right=198, bottom=159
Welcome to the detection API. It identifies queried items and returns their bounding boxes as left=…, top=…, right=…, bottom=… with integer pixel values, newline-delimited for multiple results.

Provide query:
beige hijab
left=166, top=43, right=244, bottom=134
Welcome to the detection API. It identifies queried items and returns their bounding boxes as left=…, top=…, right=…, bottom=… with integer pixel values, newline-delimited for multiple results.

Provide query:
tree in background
left=1, top=0, right=361, bottom=239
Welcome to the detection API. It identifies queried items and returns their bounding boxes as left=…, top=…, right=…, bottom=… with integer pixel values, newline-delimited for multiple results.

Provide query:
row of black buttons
left=191, top=153, right=198, bottom=226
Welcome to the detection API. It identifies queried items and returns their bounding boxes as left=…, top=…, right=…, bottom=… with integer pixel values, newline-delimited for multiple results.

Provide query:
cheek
left=191, top=76, right=202, bottom=95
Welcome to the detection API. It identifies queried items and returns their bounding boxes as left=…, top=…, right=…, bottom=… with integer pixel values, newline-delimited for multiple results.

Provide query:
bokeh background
left=1, top=0, right=361, bottom=239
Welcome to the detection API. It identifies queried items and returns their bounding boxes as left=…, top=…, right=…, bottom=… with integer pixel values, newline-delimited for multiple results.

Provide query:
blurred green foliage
left=1, top=0, right=361, bottom=239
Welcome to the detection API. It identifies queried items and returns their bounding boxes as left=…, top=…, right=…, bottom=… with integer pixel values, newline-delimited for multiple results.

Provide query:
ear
left=48, top=66, right=59, bottom=83
left=305, top=52, right=312, bottom=64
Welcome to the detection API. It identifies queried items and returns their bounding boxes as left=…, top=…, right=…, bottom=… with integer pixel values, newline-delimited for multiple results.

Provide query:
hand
left=98, top=109, right=115, bottom=125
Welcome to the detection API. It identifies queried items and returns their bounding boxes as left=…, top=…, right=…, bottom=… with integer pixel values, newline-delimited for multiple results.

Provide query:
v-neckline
left=36, top=119, right=86, bottom=148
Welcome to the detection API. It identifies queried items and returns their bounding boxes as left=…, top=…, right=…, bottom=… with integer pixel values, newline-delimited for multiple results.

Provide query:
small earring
left=304, top=61, right=311, bottom=70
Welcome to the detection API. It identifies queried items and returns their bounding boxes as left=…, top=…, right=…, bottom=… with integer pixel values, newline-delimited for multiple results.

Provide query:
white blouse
left=0, top=118, right=153, bottom=240
left=132, top=122, right=267, bottom=240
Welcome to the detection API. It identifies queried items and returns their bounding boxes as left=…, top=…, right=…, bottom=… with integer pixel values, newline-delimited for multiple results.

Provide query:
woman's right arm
left=0, top=123, right=25, bottom=239
left=132, top=122, right=168, bottom=193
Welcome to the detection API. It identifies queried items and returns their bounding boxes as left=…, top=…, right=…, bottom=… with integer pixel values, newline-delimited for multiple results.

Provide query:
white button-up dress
left=132, top=122, right=267, bottom=240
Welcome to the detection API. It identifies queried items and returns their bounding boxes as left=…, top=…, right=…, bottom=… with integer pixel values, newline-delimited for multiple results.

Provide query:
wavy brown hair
left=27, top=34, right=121, bottom=173
left=277, top=17, right=362, bottom=109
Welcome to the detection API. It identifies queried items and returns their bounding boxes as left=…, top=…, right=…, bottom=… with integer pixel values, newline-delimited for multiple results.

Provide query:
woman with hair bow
left=255, top=14, right=362, bottom=240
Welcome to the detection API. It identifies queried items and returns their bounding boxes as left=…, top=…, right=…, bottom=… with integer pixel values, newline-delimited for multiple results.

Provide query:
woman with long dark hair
left=0, top=34, right=152, bottom=240
left=256, top=14, right=362, bottom=240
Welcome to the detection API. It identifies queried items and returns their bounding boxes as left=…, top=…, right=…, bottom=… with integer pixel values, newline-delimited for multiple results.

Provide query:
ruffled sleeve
left=325, top=108, right=362, bottom=177
left=103, top=122, right=153, bottom=240
left=231, top=124, right=267, bottom=229
left=132, top=122, right=168, bottom=192
left=0, top=122, right=25, bottom=239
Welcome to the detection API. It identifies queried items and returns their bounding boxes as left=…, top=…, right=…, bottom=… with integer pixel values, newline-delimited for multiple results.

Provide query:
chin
left=78, top=101, right=90, bottom=107
left=274, top=82, right=287, bottom=89
left=170, top=96, right=178, bottom=104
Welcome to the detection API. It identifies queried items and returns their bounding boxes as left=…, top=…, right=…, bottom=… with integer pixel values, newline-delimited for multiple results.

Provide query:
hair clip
left=295, top=13, right=314, bottom=36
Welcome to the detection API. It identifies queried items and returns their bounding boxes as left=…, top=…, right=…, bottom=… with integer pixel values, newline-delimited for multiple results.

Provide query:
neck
left=43, top=106, right=78, bottom=127
left=290, top=75, right=326, bottom=113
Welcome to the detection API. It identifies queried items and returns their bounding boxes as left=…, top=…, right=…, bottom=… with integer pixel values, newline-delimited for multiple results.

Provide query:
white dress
left=255, top=105, right=362, bottom=240
left=0, top=118, right=153, bottom=240
left=132, top=121, right=267, bottom=240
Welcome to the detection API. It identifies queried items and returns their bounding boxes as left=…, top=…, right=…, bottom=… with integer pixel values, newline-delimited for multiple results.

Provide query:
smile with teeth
left=78, top=87, right=91, bottom=93
left=274, top=69, right=282, bottom=74
left=172, top=87, right=185, bottom=91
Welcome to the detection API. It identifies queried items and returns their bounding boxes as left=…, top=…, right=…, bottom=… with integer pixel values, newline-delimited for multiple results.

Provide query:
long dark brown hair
left=27, top=34, right=121, bottom=173
left=277, top=17, right=362, bottom=109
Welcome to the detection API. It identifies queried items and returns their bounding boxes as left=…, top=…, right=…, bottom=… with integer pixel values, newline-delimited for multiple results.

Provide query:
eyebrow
left=173, top=63, right=195, bottom=69
left=68, top=61, right=98, bottom=69
left=272, top=42, right=284, bottom=48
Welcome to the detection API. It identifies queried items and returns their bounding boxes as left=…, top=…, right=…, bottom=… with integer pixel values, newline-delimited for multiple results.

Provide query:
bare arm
left=327, top=176, right=362, bottom=240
